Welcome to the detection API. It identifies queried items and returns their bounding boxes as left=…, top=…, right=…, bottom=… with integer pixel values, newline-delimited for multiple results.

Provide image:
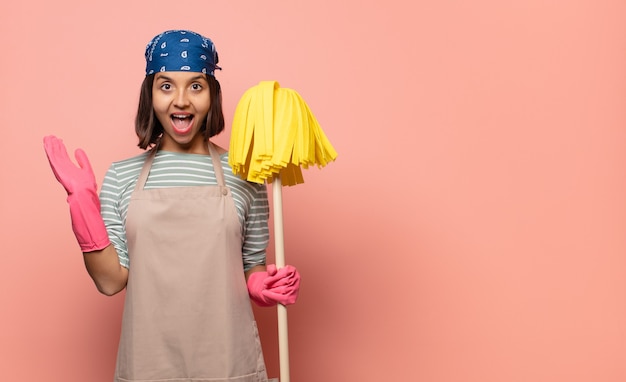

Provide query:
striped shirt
left=99, top=149, right=269, bottom=271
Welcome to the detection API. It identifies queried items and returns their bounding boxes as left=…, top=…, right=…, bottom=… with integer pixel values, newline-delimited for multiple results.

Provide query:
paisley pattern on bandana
left=144, top=30, right=221, bottom=76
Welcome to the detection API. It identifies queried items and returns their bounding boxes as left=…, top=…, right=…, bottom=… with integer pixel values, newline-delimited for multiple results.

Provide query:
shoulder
left=212, top=142, right=228, bottom=156
left=221, top=152, right=268, bottom=196
left=104, top=151, right=150, bottom=184
left=110, top=151, right=150, bottom=170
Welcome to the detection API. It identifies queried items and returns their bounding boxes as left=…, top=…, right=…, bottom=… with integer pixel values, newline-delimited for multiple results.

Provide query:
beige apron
left=114, top=142, right=269, bottom=382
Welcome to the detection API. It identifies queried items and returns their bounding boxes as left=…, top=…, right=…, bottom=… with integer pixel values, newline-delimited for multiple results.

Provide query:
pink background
left=2, top=1, right=626, bottom=381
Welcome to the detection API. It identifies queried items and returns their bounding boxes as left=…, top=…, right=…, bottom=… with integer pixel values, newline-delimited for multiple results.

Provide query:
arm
left=223, top=169, right=300, bottom=306
left=245, top=265, right=267, bottom=282
left=44, top=135, right=128, bottom=295
left=83, top=245, right=128, bottom=296
left=231, top=170, right=300, bottom=306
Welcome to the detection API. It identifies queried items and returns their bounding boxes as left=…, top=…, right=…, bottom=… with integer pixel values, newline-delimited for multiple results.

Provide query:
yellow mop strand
left=229, top=81, right=338, bottom=186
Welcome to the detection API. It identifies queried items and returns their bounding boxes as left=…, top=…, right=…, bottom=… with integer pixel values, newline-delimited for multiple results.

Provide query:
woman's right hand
left=43, top=135, right=111, bottom=253
left=44, top=135, right=98, bottom=196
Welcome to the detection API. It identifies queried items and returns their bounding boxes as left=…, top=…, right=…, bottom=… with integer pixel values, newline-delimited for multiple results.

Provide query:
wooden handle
left=273, top=176, right=290, bottom=382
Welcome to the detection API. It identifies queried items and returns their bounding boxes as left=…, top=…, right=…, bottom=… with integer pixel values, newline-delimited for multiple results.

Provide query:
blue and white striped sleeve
left=242, top=182, right=270, bottom=271
left=99, top=164, right=130, bottom=268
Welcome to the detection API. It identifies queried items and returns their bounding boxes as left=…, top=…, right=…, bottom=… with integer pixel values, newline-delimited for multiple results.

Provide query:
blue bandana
left=144, top=30, right=221, bottom=76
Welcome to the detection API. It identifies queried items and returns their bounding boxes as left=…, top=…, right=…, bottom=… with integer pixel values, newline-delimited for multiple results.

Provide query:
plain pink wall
left=2, top=1, right=626, bottom=381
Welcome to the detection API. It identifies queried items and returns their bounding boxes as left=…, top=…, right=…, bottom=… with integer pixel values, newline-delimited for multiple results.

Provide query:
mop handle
left=273, top=176, right=290, bottom=382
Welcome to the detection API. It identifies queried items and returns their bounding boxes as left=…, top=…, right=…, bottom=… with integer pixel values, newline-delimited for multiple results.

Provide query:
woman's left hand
left=264, top=264, right=300, bottom=300
left=247, top=264, right=301, bottom=306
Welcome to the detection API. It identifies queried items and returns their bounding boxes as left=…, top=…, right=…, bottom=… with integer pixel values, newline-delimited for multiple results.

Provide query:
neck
left=159, top=135, right=210, bottom=155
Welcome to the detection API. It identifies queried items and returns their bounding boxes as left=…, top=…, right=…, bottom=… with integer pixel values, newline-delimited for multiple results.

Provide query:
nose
left=174, top=89, right=190, bottom=108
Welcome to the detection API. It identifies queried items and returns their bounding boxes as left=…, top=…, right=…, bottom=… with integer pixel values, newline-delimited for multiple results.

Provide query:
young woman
left=43, top=29, right=299, bottom=382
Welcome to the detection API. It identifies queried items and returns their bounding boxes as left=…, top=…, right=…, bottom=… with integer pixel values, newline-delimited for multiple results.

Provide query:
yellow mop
left=229, top=81, right=337, bottom=381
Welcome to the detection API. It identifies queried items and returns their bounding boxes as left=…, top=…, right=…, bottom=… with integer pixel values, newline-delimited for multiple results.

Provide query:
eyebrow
left=155, top=74, right=208, bottom=82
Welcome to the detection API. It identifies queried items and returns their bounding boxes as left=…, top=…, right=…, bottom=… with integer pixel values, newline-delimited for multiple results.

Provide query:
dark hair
left=135, top=73, right=225, bottom=149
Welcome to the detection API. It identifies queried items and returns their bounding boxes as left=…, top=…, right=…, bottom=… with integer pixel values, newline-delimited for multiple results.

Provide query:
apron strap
left=134, top=146, right=158, bottom=192
left=207, top=141, right=226, bottom=187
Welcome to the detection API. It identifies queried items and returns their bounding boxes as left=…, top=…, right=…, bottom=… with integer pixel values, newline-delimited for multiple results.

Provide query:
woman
left=43, top=29, right=299, bottom=382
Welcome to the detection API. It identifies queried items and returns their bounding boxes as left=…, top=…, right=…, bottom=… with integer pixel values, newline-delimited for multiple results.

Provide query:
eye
left=160, top=83, right=172, bottom=91
left=191, top=83, right=203, bottom=91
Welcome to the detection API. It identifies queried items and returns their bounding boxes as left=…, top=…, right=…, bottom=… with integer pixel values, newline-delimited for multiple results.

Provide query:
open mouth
left=171, top=113, right=194, bottom=134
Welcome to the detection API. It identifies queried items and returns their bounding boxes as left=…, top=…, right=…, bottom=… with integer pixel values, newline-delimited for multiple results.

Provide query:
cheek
left=152, top=89, right=169, bottom=103
left=151, top=99, right=170, bottom=125
left=151, top=94, right=165, bottom=113
left=196, top=95, right=212, bottom=115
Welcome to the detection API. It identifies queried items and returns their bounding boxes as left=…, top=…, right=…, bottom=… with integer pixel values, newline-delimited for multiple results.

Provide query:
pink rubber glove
left=247, top=264, right=301, bottom=307
left=43, top=135, right=110, bottom=252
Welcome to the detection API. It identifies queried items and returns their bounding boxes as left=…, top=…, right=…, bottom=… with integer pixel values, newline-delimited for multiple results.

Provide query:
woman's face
left=152, top=71, right=211, bottom=154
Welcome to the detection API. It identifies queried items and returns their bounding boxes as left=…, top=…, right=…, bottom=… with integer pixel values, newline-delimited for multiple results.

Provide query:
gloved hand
left=247, top=264, right=301, bottom=307
left=43, top=135, right=110, bottom=252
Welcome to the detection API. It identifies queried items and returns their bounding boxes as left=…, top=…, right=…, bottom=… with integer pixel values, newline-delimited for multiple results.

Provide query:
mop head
left=229, top=81, right=338, bottom=186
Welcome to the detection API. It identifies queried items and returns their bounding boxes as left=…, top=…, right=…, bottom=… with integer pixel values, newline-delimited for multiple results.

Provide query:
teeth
left=172, top=115, right=190, bottom=119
